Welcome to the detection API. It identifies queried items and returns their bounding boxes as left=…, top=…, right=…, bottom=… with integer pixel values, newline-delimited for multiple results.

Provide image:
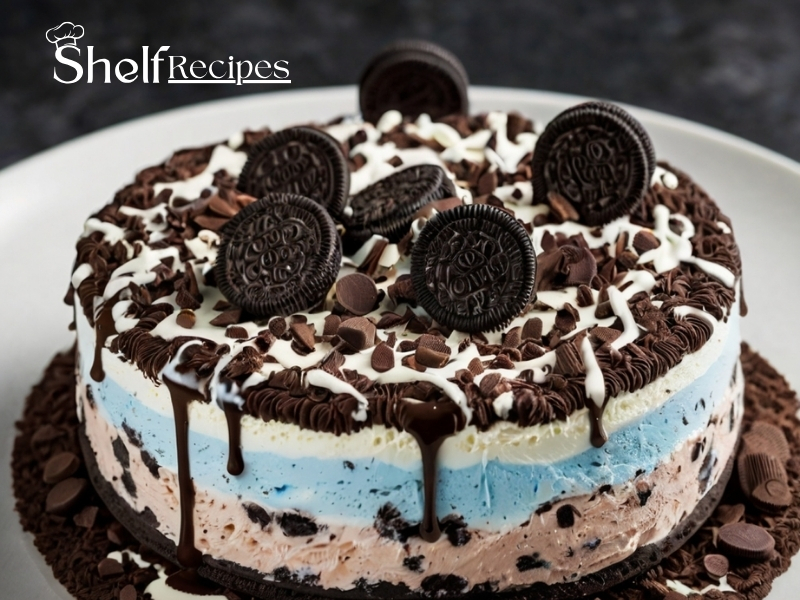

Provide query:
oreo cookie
left=359, top=40, right=469, bottom=124
left=344, top=165, right=456, bottom=245
left=238, top=126, right=349, bottom=217
left=532, top=102, right=651, bottom=227
left=214, top=193, right=341, bottom=318
left=411, top=204, right=536, bottom=333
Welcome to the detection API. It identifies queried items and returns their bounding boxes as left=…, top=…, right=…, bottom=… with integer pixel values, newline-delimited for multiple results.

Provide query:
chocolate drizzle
left=163, top=376, right=204, bottom=568
left=397, top=399, right=464, bottom=542
left=588, top=401, right=609, bottom=448
left=90, top=297, right=119, bottom=382
left=223, top=403, right=244, bottom=476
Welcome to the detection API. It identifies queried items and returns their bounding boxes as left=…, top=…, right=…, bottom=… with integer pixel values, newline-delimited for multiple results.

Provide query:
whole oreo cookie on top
left=532, top=102, right=651, bottom=227
left=237, top=126, right=350, bottom=217
left=343, top=164, right=456, bottom=245
left=214, top=193, right=341, bottom=318
left=411, top=204, right=537, bottom=333
left=359, top=39, right=469, bottom=124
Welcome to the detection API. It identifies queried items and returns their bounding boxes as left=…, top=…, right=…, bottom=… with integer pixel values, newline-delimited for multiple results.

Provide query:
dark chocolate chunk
left=717, top=522, right=775, bottom=560
left=97, top=557, right=124, bottom=578
left=73, top=505, right=99, bottom=529
left=338, top=317, right=377, bottom=351
left=359, top=40, right=469, bottom=123
left=521, top=317, right=543, bottom=341
left=411, top=204, right=536, bottom=333
left=344, top=165, right=455, bottom=244
left=238, top=126, right=349, bottom=217
left=632, top=230, right=661, bottom=254
left=290, top=322, right=317, bottom=352
left=532, top=102, right=651, bottom=226
left=336, top=273, right=379, bottom=316
left=703, top=553, right=729, bottom=578
left=119, top=584, right=137, bottom=600
left=43, top=451, right=80, bottom=484
left=209, top=308, right=242, bottom=327
left=371, top=342, right=395, bottom=372
left=215, top=194, right=341, bottom=318
left=45, top=477, right=88, bottom=515
left=225, top=325, right=249, bottom=339
left=279, top=513, right=318, bottom=537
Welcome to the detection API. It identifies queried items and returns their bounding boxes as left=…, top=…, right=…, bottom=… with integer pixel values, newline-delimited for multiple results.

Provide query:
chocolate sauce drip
left=223, top=403, right=244, bottom=476
left=398, top=400, right=464, bottom=542
left=163, top=376, right=204, bottom=568
left=165, top=569, right=220, bottom=595
left=587, top=401, right=609, bottom=448
left=90, top=296, right=120, bottom=382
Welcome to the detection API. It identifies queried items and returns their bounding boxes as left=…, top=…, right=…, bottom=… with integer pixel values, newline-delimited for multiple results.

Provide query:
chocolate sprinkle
left=411, top=204, right=537, bottom=333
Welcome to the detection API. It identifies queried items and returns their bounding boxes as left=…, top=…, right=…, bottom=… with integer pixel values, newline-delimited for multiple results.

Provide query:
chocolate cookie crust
left=13, top=344, right=799, bottom=600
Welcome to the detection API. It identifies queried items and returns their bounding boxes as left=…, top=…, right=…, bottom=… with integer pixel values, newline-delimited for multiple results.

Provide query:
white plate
left=1, top=86, right=798, bottom=599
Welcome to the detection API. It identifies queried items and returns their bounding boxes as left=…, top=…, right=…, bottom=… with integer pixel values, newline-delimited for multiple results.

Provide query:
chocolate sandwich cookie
left=571, top=101, right=656, bottom=183
left=359, top=39, right=469, bottom=123
left=411, top=204, right=536, bottom=333
left=214, top=193, right=341, bottom=318
left=532, top=102, right=651, bottom=227
left=238, top=126, right=349, bottom=217
left=344, top=164, right=456, bottom=245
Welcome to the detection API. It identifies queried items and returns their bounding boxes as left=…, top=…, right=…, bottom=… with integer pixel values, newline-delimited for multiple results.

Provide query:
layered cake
left=66, top=42, right=747, bottom=598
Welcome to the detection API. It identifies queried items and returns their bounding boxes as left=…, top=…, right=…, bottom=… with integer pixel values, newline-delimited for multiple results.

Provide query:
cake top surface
left=68, top=105, right=742, bottom=441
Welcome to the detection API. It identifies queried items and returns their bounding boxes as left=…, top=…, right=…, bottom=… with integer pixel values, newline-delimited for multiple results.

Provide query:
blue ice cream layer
left=81, top=310, right=740, bottom=531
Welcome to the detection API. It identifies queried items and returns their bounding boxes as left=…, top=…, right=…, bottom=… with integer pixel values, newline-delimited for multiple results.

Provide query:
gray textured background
left=4, top=0, right=800, bottom=169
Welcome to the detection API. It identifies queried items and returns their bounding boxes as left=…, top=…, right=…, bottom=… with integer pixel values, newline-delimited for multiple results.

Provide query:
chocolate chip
left=371, top=342, right=395, bottom=373
left=119, top=584, right=138, bottom=600
left=336, top=273, right=378, bottom=316
left=238, top=126, right=349, bottom=217
left=633, top=230, right=661, bottom=254
left=338, top=317, right=377, bottom=351
left=533, top=102, right=651, bottom=226
left=176, top=309, right=196, bottom=329
left=717, top=522, right=775, bottom=560
left=43, top=451, right=80, bottom=484
left=215, top=194, right=341, bottom=318
left=323, top=314, right=342, bottom=336
left=415, top=345, right=450, bottom=369
left=107, top=521, right=128, bottom=545
left=45, top=477, right=88, bottom=514
left=477, top=170, right=498, bottom=196
left=521, top=318, right=543, bottom=341
left=359, top=40, right=469, bottom=123
left=703, top=553, right=729, bottom=578
left=290, top=322, right=317, bottom=352
left=225, top=325, right=249, bottom=339
left=411, top=204, right=536, bottom=333
left=97, top=557, right=124, bottom=578
left=73, top=505, right=99, bottom=529
left=209, top=308, right=242, bottom=327
left=715, top=503, right=746, bottom=525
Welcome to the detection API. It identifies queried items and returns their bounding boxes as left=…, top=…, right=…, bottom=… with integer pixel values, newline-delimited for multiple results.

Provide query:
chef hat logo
left=45, top=22, right=85, bottom=48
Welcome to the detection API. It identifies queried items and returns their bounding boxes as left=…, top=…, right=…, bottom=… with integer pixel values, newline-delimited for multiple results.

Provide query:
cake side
left=69, top=109, right=745, bottom=596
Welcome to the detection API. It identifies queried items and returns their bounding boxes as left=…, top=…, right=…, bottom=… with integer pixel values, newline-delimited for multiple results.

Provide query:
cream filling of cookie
left=75, top=111, right=739, bottom=429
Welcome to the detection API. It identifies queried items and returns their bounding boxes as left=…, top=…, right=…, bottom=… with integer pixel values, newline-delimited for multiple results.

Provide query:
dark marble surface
left=3, top=1, right=800, bottom=170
